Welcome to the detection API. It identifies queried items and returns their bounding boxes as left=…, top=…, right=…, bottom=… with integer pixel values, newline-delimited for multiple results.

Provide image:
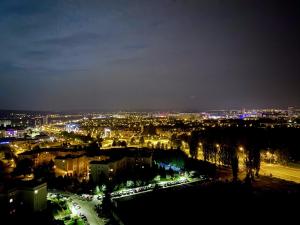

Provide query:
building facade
left=90, top=154, right=152, bottom=183
left=0, top=181, right=47, bottom=216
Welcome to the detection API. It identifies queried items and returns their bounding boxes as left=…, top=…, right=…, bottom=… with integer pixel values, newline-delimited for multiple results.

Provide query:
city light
left=0, top=0, right=299, bottom=223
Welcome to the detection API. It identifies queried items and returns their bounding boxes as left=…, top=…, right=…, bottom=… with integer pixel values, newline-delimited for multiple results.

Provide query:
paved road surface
left=70, top=196, right=105, bottom=225
left=260, top=162, right=300, bottom=183
left=197, top=150, right=300, bottom=183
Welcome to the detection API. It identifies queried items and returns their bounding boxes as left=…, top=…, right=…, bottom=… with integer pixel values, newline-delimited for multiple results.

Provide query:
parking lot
left=110, top=175, right=207, bottom=199
left=47, top=175, right=207, bottom=224
left=48, top=192, right=107, bottom=225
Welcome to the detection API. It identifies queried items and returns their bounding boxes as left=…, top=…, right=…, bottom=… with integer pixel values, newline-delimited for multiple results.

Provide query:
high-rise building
left=42, top=115, right=49, bottom=125
left=104, top=128, right=111, bottom=138
left=288, top=106, right=295, bottom=117
left=0, top=120, right=11, bottom=128
left=18, top=182, right=47, bottom=212
left=0, top=181, right=47, bottom=216
left=65, top=123, right=79, bottom=133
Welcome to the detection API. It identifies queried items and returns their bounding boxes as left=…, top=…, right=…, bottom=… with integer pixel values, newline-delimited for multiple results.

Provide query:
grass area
left=94, top=191, right=104, bottom=195
left=216, top=164, right=300, bottom=190
left=62, top=215, right=85, bottom=225
left=65, top=219, right=75, bottom=225
left=48, top=196, right=73, bottom=221
left=64, top=208, right=71, bottom=215
left=287, top=162, right=300, bottom=169
left=48, top=196, right=86, bottom=225
left=77, top=220, right=85, bottom=225
left=159, top=175, right=190, bottom=182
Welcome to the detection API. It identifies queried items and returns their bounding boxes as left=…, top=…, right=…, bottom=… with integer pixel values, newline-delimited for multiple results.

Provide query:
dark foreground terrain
left=114, top=177, right=300, bottom=225
left=3, top=176, right=300, bottom=225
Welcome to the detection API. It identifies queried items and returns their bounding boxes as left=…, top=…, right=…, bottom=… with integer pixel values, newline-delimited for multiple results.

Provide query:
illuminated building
left=0, top=181, right=47, bottom=215
left=54, top=154, right=109, bottom=179
left=104, top=128, right=111, bottom=138
left=0, top=128, right=26, bottom=138
left=54, top=155, right=88, bottom=178
left=90, top=153, right=152, bottom=183
left=65, top=123, right=80, bottom=133
left=42, top=115, right=49, bottom=125
left=18, top=182, right=47, bottom=212
left=0, top=120, right=11, bottom=127
left=18, top=147, right=85, bottom=167
left=0, top=187, right=17, bottom=216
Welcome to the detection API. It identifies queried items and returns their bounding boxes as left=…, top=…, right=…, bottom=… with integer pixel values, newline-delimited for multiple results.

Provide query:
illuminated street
left=69, top=197, right=105, bottom=225
left=196, top=146, right=300, bottom=183
left=260, top=163, right=300, bottom=183
left=1, top=1, right=300, bottom=223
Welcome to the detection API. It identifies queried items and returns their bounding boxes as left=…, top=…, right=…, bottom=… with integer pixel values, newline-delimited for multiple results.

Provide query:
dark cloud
left=5, top=1, right=53, bottom=15
left=37, top=32, right=107, bottom=47
left=0, top=0, right=299, bottom=111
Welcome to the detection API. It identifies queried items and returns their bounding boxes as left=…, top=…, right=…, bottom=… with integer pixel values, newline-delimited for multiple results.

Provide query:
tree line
left=181, top=127, right=300, bottom=182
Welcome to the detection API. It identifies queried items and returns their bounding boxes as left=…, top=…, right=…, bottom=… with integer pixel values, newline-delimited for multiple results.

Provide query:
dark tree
left=0, top=160, right=6, bottom=181
left=14, top=158, right=34, bottom=176
left=231, top=155, right=239, bottom=181
left=120, top=140, right=127, bottom=147
left=189, top=131, right=199, bottom=159
left=139, top=136, right=145, bottom=146
left=130, top=137, right=136, bottom=145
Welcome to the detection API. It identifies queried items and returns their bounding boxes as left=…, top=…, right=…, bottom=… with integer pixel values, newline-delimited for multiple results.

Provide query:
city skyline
left=1, top=0, right=300, bottom=111
left=0, top=107, right=298, bottom=114
left=1, top=1, right=300, bottom=224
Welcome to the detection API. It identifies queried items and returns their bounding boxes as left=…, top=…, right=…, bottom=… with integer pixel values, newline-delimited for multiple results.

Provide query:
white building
left=0, top=120, right=11, bottom=127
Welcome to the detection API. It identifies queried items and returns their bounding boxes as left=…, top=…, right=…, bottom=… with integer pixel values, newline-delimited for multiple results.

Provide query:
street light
left=266, top=151, right=272, bottom=164
left=215, top=144, right=220, bottom=165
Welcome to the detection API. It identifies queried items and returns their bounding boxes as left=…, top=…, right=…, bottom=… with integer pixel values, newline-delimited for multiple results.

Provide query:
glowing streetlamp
left=215, top=144, right=221, bottom=165
left=266, top=151, right=272, bottom=164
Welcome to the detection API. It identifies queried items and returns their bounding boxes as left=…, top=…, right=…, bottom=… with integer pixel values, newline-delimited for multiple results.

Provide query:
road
left=237, top=161, right=300, bottom=183
left=195, top=149, right=300, bottom=183
left=70, top=196, right=105, bottom=225
left=260, top=162, right=300, bottom=183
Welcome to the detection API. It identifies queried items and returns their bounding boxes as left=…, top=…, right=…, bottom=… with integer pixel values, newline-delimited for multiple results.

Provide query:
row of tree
left=182, top=127, right=300, bottom=181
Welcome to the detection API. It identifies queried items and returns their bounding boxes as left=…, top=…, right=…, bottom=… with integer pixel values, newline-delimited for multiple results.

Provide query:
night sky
left=0, top=0, right=299, bottom=112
